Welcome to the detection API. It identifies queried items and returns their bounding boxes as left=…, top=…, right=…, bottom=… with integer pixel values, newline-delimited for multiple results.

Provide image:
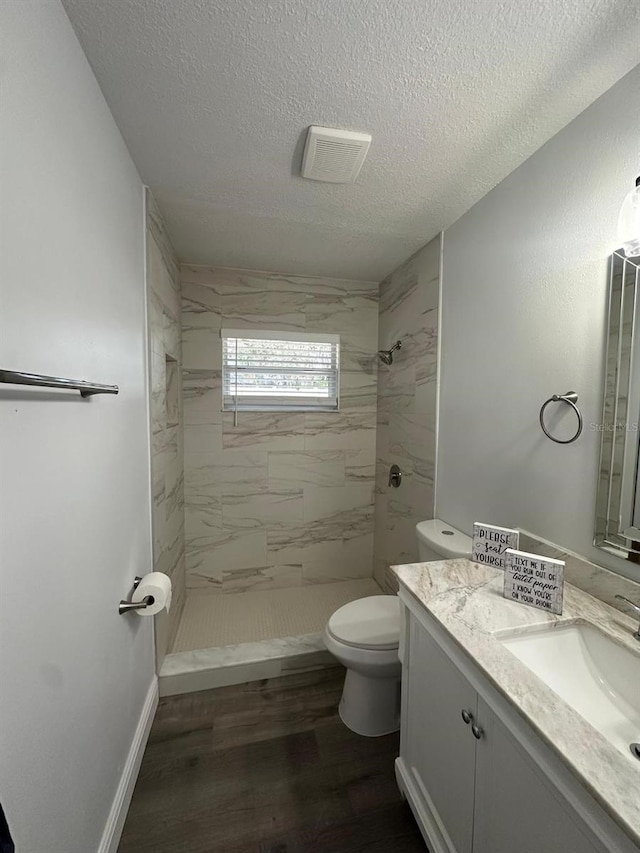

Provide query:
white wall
left=438, top=65, right=640, bottom=582
left=0, top=3, right=155, bottom=851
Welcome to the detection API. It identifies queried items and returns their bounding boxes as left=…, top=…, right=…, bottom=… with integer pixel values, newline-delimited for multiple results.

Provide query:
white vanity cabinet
left=403, top=616, right=477, bottom=853
left=396, top=590, right=639, bottom=853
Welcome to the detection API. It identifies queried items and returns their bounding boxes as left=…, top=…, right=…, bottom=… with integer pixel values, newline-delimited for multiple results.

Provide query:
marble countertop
left=392, top=558, right=640, bottom=846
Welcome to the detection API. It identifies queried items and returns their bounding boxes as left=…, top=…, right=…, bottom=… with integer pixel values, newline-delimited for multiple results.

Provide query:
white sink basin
left=499, top=621, right=640, bottom=761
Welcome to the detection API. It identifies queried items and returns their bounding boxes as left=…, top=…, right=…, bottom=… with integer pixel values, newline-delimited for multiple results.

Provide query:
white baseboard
left=98, top=677, right=159, bottom=853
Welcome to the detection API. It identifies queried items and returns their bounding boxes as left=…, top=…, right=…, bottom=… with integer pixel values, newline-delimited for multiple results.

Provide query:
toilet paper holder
left=119, top=576, right=154, bottom=615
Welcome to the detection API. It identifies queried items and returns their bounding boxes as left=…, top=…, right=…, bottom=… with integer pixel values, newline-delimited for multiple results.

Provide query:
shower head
left=377, top=340, right=402, bottom=365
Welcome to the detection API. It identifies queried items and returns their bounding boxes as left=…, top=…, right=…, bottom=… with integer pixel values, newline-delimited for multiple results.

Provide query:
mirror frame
left=595, top=250, right=640, bottom=557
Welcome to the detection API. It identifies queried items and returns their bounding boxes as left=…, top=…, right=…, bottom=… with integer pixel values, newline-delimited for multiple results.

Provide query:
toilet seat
left=327, top=595, right=400, bottom=650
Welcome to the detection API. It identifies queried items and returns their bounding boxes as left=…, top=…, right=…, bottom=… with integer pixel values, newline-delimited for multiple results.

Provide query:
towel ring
left=539, top=392, right=583, bottom=444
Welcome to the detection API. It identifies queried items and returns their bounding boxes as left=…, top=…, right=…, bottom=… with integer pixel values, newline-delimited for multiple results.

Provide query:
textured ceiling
left=62, top=0, right=640, bottom=281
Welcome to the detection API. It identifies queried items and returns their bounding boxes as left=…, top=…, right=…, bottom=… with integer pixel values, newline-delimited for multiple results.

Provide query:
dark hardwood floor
left=118, top=667, right=426, bottom=853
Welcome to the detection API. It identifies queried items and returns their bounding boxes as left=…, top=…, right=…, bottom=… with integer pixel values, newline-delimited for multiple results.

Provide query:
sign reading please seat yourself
left=472, top=523, right=519, bottom=570
left=503, top=548, right=565, bottom=615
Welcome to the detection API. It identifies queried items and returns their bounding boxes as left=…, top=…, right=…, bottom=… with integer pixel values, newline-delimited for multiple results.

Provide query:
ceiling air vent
left=301, top=126, right=372, bottom=184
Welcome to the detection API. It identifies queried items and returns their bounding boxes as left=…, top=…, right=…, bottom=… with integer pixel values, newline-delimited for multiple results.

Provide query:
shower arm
left=377, top=340, right=403, bottom=365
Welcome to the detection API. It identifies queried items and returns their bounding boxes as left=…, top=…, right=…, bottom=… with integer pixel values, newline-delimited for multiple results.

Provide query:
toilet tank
left=416, top=519, right=472, bottom=562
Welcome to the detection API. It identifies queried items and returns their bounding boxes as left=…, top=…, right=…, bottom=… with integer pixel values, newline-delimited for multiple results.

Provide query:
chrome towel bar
left=0, top=369, right=118, bottom=397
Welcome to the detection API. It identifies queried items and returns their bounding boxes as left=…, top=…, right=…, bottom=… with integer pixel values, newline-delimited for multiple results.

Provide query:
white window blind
left=222, top=329, right=340, bottom=412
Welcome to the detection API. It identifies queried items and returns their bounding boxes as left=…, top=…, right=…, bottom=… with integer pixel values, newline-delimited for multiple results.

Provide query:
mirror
left=595, top=250, right=640, bottom=557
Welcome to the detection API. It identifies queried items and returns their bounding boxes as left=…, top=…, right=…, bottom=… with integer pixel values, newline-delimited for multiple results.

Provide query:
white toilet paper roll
left=131, top=572, right=172, bottom=616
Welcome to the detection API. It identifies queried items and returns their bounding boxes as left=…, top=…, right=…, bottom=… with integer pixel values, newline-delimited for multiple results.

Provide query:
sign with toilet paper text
left=503, top=549, right=564, bottom=615
left=472, top=523, right=519, bottom=570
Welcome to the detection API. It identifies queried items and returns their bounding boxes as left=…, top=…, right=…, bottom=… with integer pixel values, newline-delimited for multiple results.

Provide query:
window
left=222, top=329, right=340, bottom=412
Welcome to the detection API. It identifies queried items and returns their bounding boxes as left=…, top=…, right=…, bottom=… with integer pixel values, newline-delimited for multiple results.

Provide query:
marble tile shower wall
left=147, top=190, right=186, bottom=651
left=181, top=265, right=379, bottom=592
left=374, top=236, right=440, bottom=593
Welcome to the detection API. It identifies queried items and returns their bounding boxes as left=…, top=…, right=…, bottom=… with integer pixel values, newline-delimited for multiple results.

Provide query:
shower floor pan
left=159, top=578, right=382, bottom=696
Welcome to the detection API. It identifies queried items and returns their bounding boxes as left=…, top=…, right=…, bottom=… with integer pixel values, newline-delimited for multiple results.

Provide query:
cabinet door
left=473, top=697, right=603, bottom=853
left=405, top=616, right=478, bottom=853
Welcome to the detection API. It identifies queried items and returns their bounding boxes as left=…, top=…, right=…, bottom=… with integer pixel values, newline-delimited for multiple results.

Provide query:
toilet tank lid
left=328, top=595, right=400, bottom=649
left=415, top=519, right=472, bottom=559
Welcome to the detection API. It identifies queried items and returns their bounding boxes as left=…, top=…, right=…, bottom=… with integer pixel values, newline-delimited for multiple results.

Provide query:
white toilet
left=414, top=518, right=473, bottom=563
left=324, top=518, right=472, bottom=737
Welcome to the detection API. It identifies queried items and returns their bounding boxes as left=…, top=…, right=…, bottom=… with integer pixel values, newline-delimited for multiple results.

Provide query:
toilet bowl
left=325, top=518, right=472, bottom=737
left=323, top=595, right=401, bottom=737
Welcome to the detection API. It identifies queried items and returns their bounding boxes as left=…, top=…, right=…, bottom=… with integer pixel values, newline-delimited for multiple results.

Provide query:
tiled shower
left=375, top=237, right=440, bottom=593
left=181, top=264, right=379, bottom=592
left=146, top=191, right=186, bottom=663
left=146, top=199, right=440, bottom=692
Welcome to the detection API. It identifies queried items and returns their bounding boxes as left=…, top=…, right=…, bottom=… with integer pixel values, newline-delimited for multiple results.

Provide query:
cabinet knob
left=461, top=709, right=473, bottom=725
left=471, top=723, right=483, bottom=740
